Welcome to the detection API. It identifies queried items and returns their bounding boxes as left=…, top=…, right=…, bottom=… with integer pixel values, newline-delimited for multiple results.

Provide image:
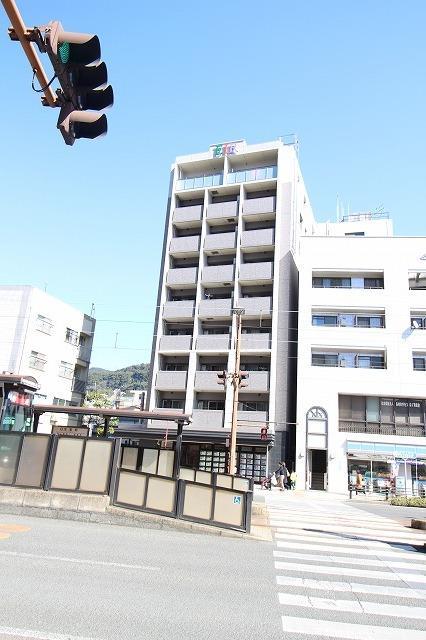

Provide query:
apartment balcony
left=201, top=264, right=235, bottom=285
left=204, top=232, right=236, bottom=253
left=238, top=297, right=273, bottom=318
left=166, top=267, right=198, bottom=287
left=169, top=235, right=200, bottom=256
left=194, top=371, right=225, bottom=391
left=241, top=228, right=274, bottom=250
left=227, top=166, right=277, bottom=184
left=242, top=196, right=276, bottom=217
left=191, top=409, right=224, bottom=429
left=196, top=334, right=230, bottom=351
left=239, top=261, right=273, bottom=284
left=206, top=201, right=238, bottom=221
left=172, top=204, right=203, bottom=226
left=72, top=378, right=86, bottom=394
left=198, top=298, right=233, bottom=319
left=241, top=333, right=271, bottom=350
left=155, top=371, right=188, bottom=391
left=241, top=371, right=270, bottom=392
left=176, top=174, right=223, bottom=191
left=159, top=335, right=192, bottom=352
left=76, top=346, right=91, bottom=365
left=237, top=410, right=268, bottom=427
left=163, top=300, right=195, bottom=321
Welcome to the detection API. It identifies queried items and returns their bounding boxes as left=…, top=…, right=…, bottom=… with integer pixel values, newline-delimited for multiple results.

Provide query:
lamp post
left=228, top=307, right=245, bottom=475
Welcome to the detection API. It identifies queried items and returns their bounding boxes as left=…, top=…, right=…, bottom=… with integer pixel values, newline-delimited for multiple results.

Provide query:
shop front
left=347, top=441, right=426, bottom=495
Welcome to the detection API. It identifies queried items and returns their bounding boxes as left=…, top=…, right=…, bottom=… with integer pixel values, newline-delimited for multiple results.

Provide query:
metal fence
left=0, top=434, right=253, bottom=532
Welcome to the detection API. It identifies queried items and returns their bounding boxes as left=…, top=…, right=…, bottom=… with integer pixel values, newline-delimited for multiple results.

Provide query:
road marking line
left=279, top=592, right=426, bottom=619
left=270, top=524, right=426, bottom=543
left=0, top=625, right=104, bottom=640
left=274, top=532, right=402, bottom=547
left=0, top=550, right=160, bottom=571
left=273, top=549, right=424, bottom=571
left=276, top=575, right=426, bottom=599
left=275, top=561, right=426, bottom=583
left=275, top=540, right=425, bottom=559
left=281, top=616, right=426, bottom=639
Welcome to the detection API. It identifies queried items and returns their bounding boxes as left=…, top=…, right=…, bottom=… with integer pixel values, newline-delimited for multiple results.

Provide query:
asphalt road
left=0, top=514, right=278, bottom=640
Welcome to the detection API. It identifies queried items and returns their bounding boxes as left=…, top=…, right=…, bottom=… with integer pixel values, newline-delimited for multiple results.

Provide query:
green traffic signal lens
left=58, top=41, right=70, bottom=64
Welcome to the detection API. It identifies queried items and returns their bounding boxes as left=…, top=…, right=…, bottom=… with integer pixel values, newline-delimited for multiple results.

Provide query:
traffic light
left=44, top=21, right=113, bottom=144
left=217, top=370, right=227, bottom=387
left=238, top=371, right=249, bottom=388
left=260, top=427, right=268, bottom=440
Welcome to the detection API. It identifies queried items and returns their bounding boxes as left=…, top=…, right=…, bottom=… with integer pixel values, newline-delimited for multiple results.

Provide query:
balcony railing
left=159, top=335, right=192, bottom=351
left=176, top=174, right=223, bottom=190
left=227, top=166, right=277, bottom=184
left=155, top=370, right=188, bottom=391
left=339, top=420, right=426, bottom=437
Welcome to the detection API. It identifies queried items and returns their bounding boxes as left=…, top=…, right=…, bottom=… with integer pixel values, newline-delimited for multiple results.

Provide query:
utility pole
left=229, top=307, right=247, bottom=475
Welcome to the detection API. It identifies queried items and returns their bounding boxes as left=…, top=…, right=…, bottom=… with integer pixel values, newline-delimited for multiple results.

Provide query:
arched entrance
left=305, top=407, right=328, bottom=490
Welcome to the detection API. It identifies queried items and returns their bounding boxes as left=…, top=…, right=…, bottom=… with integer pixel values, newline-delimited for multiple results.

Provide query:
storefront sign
left=52, top=426, right=89, bottom=437
left=210, top=140, right=244, bottom=157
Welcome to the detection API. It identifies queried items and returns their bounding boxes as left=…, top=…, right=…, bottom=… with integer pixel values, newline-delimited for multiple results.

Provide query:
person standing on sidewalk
left=289, top=470, right=297, bottom=490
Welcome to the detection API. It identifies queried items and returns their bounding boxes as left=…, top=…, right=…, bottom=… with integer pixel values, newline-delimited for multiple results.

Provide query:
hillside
left=87, top=363, right=150, bottom=392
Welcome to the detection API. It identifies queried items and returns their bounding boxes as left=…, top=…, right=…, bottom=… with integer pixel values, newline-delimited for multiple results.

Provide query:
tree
left=84, top=390, right=118, bottom=437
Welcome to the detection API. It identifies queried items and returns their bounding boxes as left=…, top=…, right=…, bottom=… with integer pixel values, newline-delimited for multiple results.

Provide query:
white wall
left=296, top=235, right=426, bottom=492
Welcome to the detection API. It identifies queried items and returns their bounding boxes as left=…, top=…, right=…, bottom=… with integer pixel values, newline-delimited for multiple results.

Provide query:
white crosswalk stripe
left=263, top=491, right=426, bottom=638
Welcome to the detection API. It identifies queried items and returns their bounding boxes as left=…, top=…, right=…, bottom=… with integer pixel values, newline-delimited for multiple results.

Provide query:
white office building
left=295, top=215, right=426, bottom=494
left=0, top=286, right=95, bottom=433
left=143, top=138, right=314, bottom=479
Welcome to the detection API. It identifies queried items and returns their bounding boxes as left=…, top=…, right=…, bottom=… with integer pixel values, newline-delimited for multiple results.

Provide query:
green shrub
left=389, top=496, right=426, bottom=507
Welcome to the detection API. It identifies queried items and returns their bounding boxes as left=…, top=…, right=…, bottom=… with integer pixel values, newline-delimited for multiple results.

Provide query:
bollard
left=349, top=487, right=352, bottom=499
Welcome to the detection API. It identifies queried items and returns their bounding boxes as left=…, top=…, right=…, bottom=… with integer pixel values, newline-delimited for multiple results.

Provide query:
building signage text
left=210, top=141, right=244, bottom=158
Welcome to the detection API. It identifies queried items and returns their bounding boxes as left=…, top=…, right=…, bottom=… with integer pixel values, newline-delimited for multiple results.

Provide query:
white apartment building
left=296, top=215, right=426, bottom=494
left=0, top=286, right=95, bottom=433
left=142, top=138, right=314, bottom=480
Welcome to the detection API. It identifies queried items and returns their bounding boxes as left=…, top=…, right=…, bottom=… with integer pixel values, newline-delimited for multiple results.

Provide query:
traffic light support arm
left=1, top=0, right=57, bottom=106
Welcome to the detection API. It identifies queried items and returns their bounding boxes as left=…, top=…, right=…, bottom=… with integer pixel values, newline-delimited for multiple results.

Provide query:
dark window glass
left=364, top=278, right=384, bottom=289
left=395, top=399, right=409, bottom=424
left=312, top=277, right=323, bottom=288
left=161, top=399, right=184, bottom=409
left=351, top=396, right=366, bottom=421
left=312, top=353, right=338, bottom=367
left=409, top=400, right=423, bottom=425
left=411, top=317, right=426, bottom=329
left=414, top=357, right=426, bottom=371
left=164, top=363, right=187, bottom=371
left=197, top=400, right=225, bottom=411
left=338, top=396, right=352, bottom=420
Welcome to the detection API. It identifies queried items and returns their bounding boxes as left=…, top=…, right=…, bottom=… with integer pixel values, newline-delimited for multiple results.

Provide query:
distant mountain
left=87, top=363, right=150, bottom=392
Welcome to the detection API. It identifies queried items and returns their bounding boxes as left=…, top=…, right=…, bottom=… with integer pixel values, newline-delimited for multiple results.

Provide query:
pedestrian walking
left=275, top=461, right=289, bottom=491
left=289, top=470, right=297, bottom=490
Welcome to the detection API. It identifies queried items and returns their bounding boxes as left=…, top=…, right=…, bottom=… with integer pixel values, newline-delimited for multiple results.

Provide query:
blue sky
left=1, top=1, right=425, bottom=370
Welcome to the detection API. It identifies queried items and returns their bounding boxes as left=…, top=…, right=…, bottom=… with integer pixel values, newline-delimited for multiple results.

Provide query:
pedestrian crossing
left=264, top=492, right=426, bottom=639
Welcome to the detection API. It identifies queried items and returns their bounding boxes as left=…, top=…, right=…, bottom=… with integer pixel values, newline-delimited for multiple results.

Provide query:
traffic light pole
left=1, top=0, right=57, bottom=106
left=228, top=308, right=244, bottom=475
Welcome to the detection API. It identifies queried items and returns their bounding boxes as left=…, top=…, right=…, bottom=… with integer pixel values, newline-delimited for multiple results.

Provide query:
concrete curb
left=0, top=487, right=267, bottom=542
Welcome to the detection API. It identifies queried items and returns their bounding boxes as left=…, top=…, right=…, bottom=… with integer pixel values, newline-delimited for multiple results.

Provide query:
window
left=29, top=351, right=47, bottom=371
left=202, top=327, right=231, bottom=335
left=239, top=363, right=270, bottom=372
left=168, top=328, right=192, bottom=336
left=36, top=314, right=53, bottom=335
left=238, top=401, right=267, bottom=412
left=161, top=399, right=184, bottom=409
left=53, top=398, right=69, bottom=406
left=413, top=355, right=426, bottom=371
left=411, top=315, right=426, bottom=329
left=164, top=363, right=187, bottom=371
left=65, top=328, right=79, bottom=345
left=364, top=277, right=384, bottom=289
left=409, top=272, right=426, bottom=290
left=366, top=397, right=380, bottom=422
left=312, top=276, right=384, bottom=289
left=197, top=400, right=225, bottom=411
left=200, top=363, right=227, bottom=371
left=58, top=361, right=74, bottom=379
left=312, top=353, right=339, bottom=367
left=312, top=315, right=338, bottom=326
left=312, top=351, right=385, bottom=369
left=339, top=395, right=426, bottom=435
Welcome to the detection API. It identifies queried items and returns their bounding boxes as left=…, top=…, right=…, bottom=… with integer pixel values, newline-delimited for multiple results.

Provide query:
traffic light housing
left=217, top=370, right=227, bottom=387
left=260, top=427, right=268, bottom=440
left=238, top=371, right=249, bottom=388
left=44, top=21, right=113, bottom=145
